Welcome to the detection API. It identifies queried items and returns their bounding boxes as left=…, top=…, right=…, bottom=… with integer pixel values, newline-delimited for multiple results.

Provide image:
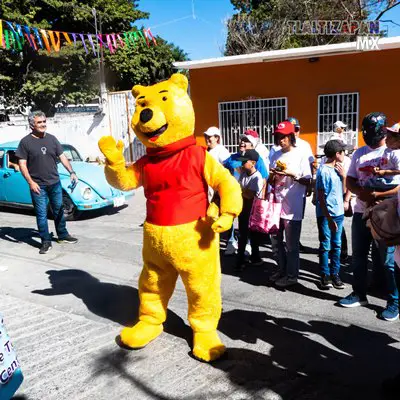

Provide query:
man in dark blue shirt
left=16, top=111, right=78, bottom=254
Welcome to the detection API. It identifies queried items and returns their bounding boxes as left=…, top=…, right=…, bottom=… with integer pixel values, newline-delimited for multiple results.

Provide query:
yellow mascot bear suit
left=98, top=73, right=242, bottom=362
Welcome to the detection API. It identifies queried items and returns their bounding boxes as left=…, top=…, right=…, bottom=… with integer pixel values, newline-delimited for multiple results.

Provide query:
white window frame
left=218, top=97, right=288, bottom=153
left=317, top=92, right=359, bottom=154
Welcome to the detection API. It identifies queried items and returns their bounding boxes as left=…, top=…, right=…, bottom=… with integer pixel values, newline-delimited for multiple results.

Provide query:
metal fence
left=218, top=97, right=288, bottom=153
left=317, top=92, right=359, bottom=153
left=107, top=90, right=146, bottom=162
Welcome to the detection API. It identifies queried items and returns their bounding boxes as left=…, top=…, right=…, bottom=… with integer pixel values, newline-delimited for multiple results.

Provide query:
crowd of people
left=205, top=112, right=400, bottom=323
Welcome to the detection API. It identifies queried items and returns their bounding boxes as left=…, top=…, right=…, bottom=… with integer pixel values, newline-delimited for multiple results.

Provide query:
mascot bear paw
left=193, top=331, right=226, bottom=362
left=120, top=321, right=163, bottom=349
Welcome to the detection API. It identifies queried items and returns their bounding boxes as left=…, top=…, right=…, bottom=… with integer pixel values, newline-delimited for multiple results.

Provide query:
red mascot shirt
left=136, top=136, right=209, bottom=226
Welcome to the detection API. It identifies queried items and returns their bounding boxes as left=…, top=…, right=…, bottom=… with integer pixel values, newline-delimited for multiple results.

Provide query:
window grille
left=218, top=97, right=288, bottom=153
left=318, top=92, right=359, bottom=153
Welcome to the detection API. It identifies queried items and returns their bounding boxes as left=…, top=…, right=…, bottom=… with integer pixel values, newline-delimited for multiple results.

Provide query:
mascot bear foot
left=120, top=321, right=163, bottom=349
left=192, top=331, right=226, bottom=362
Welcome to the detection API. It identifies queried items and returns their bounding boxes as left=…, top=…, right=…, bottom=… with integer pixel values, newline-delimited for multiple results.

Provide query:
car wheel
left=62, top=192, right=80, bottom=221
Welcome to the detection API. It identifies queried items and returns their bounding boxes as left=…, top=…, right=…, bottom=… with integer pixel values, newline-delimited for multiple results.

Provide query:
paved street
left=1, top=191, right=399, bottom=400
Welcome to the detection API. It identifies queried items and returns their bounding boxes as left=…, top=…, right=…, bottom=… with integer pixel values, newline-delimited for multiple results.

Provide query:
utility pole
left=92, top=8, right=107, bottom=113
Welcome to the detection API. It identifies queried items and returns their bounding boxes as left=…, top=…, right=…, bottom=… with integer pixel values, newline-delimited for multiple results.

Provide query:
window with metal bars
left=218, top=97, right=288, bottom=153
left=318, top=92, right=359, bottom=153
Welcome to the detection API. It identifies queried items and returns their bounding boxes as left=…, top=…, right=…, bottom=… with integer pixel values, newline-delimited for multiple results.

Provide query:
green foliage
left=225, top=0, right=398, bottom=55
left=0, top=0, right=188, bottom=114
left=105, top=37, right=188, bottom=90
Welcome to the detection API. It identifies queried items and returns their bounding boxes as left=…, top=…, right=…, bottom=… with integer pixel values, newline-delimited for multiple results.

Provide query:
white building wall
left=0, top=112, right=108, bottom=160
left=0, top=90, right=142, bottom=161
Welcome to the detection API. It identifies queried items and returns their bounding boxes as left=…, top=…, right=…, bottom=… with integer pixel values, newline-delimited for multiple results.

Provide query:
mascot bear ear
left=169, top=73, right=188, bottom=92
left=132, top=85, right=144, bottom=98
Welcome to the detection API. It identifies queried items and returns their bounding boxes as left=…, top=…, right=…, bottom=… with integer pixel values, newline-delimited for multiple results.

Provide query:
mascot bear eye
left=162, top=96, right=167, bottom=101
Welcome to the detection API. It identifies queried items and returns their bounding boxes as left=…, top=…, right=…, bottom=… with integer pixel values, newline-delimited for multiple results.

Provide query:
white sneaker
left=245, top=243, right=252, bottom=257
left=225, top=241, right=237, bottom=256
left=275, top=276, right=298, bottom=288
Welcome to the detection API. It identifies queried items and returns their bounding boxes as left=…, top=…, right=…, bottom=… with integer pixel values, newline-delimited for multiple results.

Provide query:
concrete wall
left=0, top=90, right=140, bottom=161
left=0, top=112, right=111, bottom=160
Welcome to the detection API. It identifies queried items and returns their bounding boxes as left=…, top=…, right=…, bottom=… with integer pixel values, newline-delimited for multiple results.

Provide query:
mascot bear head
left=131, top=73, right=194, bottom=148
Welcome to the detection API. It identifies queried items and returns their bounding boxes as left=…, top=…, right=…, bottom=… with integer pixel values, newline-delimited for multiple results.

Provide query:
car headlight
left=81, top=187, right=93, bottom=200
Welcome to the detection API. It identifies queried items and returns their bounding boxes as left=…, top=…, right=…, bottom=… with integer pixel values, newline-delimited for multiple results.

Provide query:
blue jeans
left=352, top=213, right=398, bottom=304
left=30, top=181, right=69, bottom=243
left=271, top=218, right=302, bottom=279
left=317, top=215, right=344, bottom=277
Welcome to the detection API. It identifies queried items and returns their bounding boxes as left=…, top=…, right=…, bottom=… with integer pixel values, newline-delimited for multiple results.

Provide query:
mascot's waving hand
left=98, top=73, right=242, bottom=362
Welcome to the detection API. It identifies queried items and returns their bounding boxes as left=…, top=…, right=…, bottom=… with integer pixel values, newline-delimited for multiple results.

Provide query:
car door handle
left=3, top=172, right=11, bottom=178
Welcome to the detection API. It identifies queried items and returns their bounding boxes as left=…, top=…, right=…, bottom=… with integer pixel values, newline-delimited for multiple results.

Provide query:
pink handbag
left=249, top=191, right=282, bottom=234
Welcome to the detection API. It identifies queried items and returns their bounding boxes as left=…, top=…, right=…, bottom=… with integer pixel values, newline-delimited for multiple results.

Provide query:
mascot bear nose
left=140, top=108, right=153, bottom=123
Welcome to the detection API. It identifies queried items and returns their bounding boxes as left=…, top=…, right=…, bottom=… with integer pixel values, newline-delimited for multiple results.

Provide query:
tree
left=225, top=0, right=400, bottom=56
left=0, top=0, right=188, bottom=114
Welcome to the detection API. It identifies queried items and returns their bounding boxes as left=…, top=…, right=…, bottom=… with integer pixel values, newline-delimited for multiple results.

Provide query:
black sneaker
left=249, top=258, right=264, bottom=266
left=332, top=275, right=345, bottom=289
left=39, top=242, right=52, bottom=254
left=234, top=261, right=245, bottom=273
left=340, top=253, right=349, bottom=263
left=58, top=235, right=78, bottom=244
left=320, top=275, right=333, bottom=289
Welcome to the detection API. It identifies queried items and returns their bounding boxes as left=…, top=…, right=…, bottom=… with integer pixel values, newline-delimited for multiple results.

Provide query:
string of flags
left=0, top=19, right=157, bottom=55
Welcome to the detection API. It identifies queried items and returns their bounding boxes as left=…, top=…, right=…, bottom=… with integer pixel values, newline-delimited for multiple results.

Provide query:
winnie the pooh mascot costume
left=98, top=73, right=242, bottom=362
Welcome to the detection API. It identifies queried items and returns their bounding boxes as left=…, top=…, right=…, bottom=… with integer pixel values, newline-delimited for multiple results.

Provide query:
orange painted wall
left=189, top=49, right=400, bottom=153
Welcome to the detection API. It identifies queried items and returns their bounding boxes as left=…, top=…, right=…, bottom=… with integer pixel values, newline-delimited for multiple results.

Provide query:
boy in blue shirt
left=316, top=140, right=347, bottom=289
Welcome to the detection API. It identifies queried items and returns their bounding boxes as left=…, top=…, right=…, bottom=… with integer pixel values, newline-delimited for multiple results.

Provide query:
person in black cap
left=236, top=149, right=264, bottom=272
left=339, top=112, right=400, bottom=322
left=315, top=140, right=347, bottom=290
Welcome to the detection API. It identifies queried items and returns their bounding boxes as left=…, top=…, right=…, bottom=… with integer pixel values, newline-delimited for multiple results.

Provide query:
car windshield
left=61, top=145, right=83, bottom=162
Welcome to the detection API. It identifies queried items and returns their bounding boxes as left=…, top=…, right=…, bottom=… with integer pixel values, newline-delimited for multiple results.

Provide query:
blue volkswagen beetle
left=0, top=141, right=134, bottom=220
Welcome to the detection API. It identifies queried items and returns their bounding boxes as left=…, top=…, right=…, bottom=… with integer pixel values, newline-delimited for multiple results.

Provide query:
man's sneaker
left=234, top=262, right=245, bottom=273
left=339, top=292, right=368, bottom=308
left=275, top=276, right=298, bottom=288
left=331, top=275, right=345, bottom=289
left=58, top=235, right=78, bottom=244
left=320, top=275, right=333, bottom=289
left=381, top=302, right=399, bottom=322
left=249, top=258, right=264, bottom=267
left=269, top=270, right=283, bottom=282
left=225, top=240, right=237, bottom=256
left=39, top=242, right=52, bottom=254
left=340, top=253, right=349, bottom=263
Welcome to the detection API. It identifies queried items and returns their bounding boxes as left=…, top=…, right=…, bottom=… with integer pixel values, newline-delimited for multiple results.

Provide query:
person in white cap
left=204, top=126, right=230, bottom=164
left=331, top=121, right=348, bottom=144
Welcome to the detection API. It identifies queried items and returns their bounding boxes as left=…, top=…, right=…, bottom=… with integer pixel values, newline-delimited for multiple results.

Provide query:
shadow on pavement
left=31, top=269, right=191, bottom=346
left=0, top=227, right=41, bottom=248
left=78, top=204, right=129, bottom=220
left=90, top=308, right=399, bottom=400
left=221, top=246, right=342, bottom=302
left=0, top=203, right=128, bottom=223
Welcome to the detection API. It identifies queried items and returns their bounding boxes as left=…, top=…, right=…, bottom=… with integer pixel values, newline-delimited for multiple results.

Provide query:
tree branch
left=340, top=1, right=354, bottom=18
left=376, top=1, right=400, bottom=20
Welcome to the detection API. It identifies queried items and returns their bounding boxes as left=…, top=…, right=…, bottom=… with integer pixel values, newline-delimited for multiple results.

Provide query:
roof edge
left=174, top=36, right=400, bottom=70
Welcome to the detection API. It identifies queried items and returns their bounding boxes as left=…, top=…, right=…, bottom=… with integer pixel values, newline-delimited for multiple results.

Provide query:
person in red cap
left=268, top=121, right=312, bottom=288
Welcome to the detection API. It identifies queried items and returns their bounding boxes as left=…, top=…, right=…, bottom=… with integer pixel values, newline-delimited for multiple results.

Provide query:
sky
left=138, top=0, right=235, bottom=60
left=137, top=0, right=400, bottom=61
